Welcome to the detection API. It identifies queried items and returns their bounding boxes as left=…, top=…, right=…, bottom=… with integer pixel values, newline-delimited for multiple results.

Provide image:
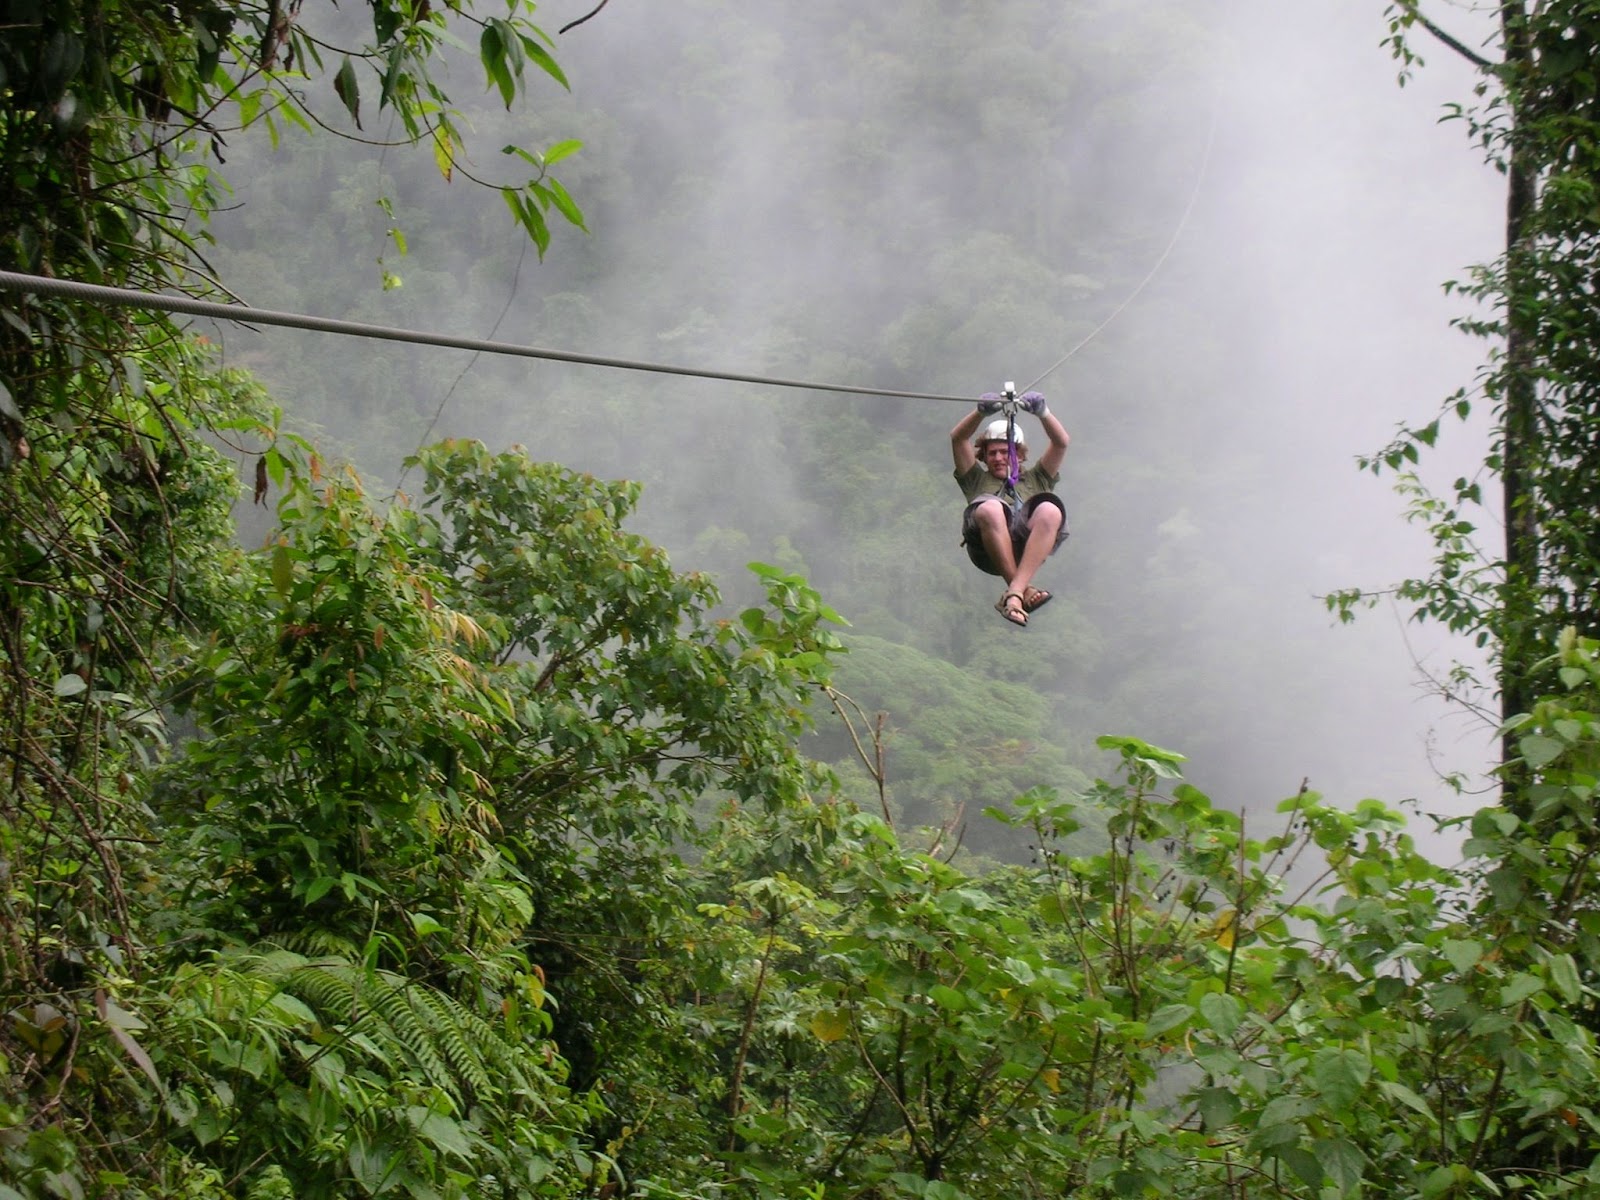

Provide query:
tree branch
left=559, top=0, right=610, bottom=35
left=1412, top=8, right=1495, bottom=69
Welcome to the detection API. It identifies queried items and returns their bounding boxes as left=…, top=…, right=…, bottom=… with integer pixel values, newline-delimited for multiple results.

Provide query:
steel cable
left=0, top=270, right=976, bottom=405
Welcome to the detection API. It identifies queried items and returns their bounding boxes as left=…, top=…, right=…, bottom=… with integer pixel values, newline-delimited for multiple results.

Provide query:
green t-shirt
left=954, top=460, right=1059, bottom=505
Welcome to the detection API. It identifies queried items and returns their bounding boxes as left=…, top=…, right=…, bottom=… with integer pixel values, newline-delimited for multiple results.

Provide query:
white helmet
left=977, top=418, right=1024, bottom=447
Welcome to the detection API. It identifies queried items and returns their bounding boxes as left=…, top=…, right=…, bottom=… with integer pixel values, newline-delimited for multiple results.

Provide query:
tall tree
left=0, top=3, right=583, bottom=1193
left=1351, top=4, right=1600, bottom=757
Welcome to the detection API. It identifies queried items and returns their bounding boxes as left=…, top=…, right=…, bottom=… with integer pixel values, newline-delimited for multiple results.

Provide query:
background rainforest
left=198, top=0, right=1502, bottom=832
left=5, top=1, right=1600, bottom=1199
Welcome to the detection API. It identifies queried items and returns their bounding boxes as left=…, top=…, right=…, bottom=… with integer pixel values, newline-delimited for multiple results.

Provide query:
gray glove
left=1020, top=391, right=1046, bottom=415
left=976, top=393, right=1004, bottom=415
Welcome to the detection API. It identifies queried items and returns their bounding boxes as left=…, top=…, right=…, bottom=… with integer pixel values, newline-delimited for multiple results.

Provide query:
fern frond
left=406, top=985, right=496, bottom=1099
left=198, top=947, right=556, bottom=1115
left=266, top=929, right=362, bottom=960
left=352, top=968, right=461, bottom=1097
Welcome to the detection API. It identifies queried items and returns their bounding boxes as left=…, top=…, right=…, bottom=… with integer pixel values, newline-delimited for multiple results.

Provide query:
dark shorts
left=961, top=493, right=1070, bottom=577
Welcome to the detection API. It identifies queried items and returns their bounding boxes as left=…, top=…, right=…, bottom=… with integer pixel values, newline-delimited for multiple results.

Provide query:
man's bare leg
left=1006, top=504, right=1062, bottom=606
left=972, top=498, right=1062, bottom=624
left=971, top=498, right=1020, bottom=581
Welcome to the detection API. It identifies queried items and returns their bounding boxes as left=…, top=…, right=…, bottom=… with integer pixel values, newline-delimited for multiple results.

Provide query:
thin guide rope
left=393, top=238, right=532, bottom=495
left=1022, top=32, right=1225, bottom=394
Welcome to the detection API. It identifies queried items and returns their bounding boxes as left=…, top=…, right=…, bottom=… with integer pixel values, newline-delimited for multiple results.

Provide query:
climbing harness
left=1001, top=387, right=1021, bottom=504
left=980, top=382, right=1025, bottom=506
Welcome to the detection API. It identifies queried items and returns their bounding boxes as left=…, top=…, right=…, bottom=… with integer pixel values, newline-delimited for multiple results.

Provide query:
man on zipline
left=950, top=391, right=1070, bottom=628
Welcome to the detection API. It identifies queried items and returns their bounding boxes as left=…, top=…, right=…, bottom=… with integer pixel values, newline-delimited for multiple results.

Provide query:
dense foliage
left=5, top=2, right=1600, bottom=1199
left=195, top=0, right=1342, bottom=814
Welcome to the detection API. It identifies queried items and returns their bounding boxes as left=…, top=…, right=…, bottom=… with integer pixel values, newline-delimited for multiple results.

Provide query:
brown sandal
left=995, top=591, right=1028, bottom=627
left=1022, top=586, right=1052, bottom=613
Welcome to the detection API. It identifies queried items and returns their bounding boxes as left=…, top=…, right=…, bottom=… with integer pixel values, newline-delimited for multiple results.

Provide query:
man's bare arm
left=1037, top=404, right=1070, bottom=478
left=951, top=407, right=984, bottom=474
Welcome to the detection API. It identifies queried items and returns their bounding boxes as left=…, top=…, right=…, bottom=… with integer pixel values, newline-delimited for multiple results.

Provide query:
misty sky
left=1192, top=1, right=1501, bottom=825
left=525, top=0, right=1505, bottom=831
left=207, top=1, right=1509, bottom=849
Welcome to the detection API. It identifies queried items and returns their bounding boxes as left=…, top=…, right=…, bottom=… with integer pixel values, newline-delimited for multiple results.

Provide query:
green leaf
left=542, top=175, right=586, bottom=230
left=53, top=673, right=87, bottom=697
left=514, top=189, right=550, bottom=255
left=333, top=56, right=362, bottom=127
left=1374, top=976, right=1407, bottom=1007
left=1194, top=1086, right=1240, bottom=1131
left=522, top=37, right=570, bottom=89
left=347, top=1138, right=390, bottom=1193
left=1258, top=1094, right=1317, bottom=1129
left=271, top=543, right=294, bottom=598
left=1146, top=1003, right=1192, bottom=1037
left=1547, top=952, right=1582, bottom=1003
left=480, top=23, right=515, bottom=108
left=1248, top=1118, right=1302, bottom=1153
left=1520, top=734, right=1566, bottom=768
left=734, top=1112, right=791, bottom=1146
left=1110, top=1169, right=1149, bottom=1198
left=1037, top=882, right=1072, bottom=924
left=1003, top=957, right=1036, bottom=986
left=808, top=1009, right=850, bottom=1043
left=98, top=998, right=146, bottom=1032
left=1311, top=1047, right=1370, bottom=1112
left=1429, top=983, right=1470, bottom=1012
left=107, top=1022, right=162, bottom=1091
left=409, top=911, right=448, bottom=937
left=1278, top=1146, right=1323, bottom=1188
left=1199, top=992, right=1242, bottom=1037
left=1377, top=1080, right=1436, bottom=1121
left=1313, top=1137, right=1367, bottom=1191
left=1442, top=938, right=1483, bottom=973
left=1421, top=1165, right=1470, bottom=1198
left=406, top=1107, right=471, bottom=1157
left=266, top=992, right=316, bottom=1023
left=1486, top=866, right=1525, bottom=909
left=927, top=984, right=968, bottom=1012
left=1500, top=972, right=1544, bottom=1006
left=542, top=138, right=582, bottom=165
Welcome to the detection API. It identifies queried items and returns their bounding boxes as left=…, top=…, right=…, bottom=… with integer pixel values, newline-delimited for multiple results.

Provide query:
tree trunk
left=1499, top=0, right=1538, bottom=773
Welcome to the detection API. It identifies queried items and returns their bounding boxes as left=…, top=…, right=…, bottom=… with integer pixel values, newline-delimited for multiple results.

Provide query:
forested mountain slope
left=9, top=3, right=1599, bottom=1199
left=202, top=0, right=1491, bottom=831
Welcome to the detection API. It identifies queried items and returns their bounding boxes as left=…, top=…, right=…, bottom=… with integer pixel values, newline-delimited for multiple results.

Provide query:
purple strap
left=1006, top=412, right=1020, bottom=492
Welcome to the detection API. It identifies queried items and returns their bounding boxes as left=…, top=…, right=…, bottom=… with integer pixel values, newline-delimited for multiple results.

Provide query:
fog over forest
left=208, top=0, right=1505, bottom=855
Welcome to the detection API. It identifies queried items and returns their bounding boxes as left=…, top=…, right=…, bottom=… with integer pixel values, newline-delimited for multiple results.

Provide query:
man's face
left=981, top=440, right=1021, bottom=478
